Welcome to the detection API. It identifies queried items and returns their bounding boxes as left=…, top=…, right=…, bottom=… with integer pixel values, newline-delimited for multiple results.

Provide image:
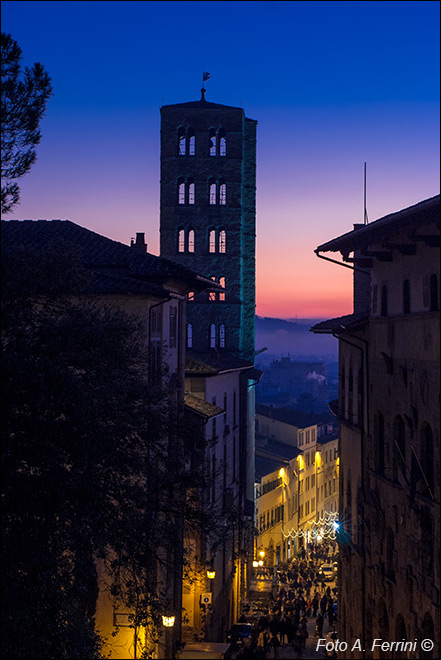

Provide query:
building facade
left=159, top=91, right=259, bottom=642
left=255, top=408, right=339, bottom=565
left=312, top=195, right=440, bottom=658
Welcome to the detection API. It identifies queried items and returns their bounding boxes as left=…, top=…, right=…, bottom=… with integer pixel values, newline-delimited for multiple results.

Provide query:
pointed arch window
left=209, top=324, right=216, bottom=348
left=219, top=276, right=226, bottom=301
left=219, top=324, right=225, bottom=348
left=209, top=276, right=216, bottom=301
left=219, top=129, right=226, bottom=156
left=178, top=180, right=185, bottom=205
left=188, top=180, right=195, bottom=205
left=219, top=180, right=227, bottom=205
left=178, top=229, right=185, bottom=253
left=186, top=323, right=193, bottom=348
left=219, top=229, right=226, bottom=253
left=188, top=229, right=195, bottom=253
left=209, top=129, right=217, bottom=157
left=209, top=181, right=217, bottom=205
left=209, top=229, right=216, bottom=253
left=188, top=128, right=195, bottom=156
left=178, top=128, right=186, bottom=156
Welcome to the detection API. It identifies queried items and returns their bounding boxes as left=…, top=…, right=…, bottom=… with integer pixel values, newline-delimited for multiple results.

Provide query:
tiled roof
left=256, top=404, right=334, bottom=428
left=185, top=350, right=254, bottom=375
left=310, top=312, right=369, bottom=334
left=184, top=393, right=225, bottom=420
left=1, top=219, right=219, bottom=292
left=316, top=194, right=440, bottom=254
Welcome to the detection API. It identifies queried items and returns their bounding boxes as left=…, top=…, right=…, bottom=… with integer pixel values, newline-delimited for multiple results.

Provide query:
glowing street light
left=206, top=570, right=216, bottom=580
left=162, top=614, right=175, bottom=628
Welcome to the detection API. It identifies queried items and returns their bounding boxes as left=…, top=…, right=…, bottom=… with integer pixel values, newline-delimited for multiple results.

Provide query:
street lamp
left=162, top=614, right=175, bottom=628
left=206, top=569, right=216, bottom=580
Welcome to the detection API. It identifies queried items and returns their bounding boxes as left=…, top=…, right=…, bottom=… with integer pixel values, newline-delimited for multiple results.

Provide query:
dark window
left=430, top=274, right=439, bottom=311
left=381, top=284, right=388, bottom=316
left=420, top=423, right=434, bottom=494
left=403, top=279, right=411, bottom=314
left=186, top=323, right=192, bottom=348
left=392, top=415, right=406, bottom=482
left=188, top=128, right=195, bottom=156
left=169, top=306, right=177, bottom=348
left=374, top=411, right=385, bottom=475
left=178, top=128, right=186, bottom=156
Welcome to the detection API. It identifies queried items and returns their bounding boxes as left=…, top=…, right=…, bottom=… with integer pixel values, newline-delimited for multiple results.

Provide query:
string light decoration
left=282, top=511, right=339, bottom=541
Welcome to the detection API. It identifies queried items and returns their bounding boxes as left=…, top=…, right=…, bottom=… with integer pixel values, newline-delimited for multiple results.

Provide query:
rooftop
left=316, top=194, right=440, bottom=255
left=1, top=219, right=220, bottom=294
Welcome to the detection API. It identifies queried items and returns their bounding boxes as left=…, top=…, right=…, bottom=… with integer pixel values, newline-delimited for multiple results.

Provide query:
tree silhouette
left=1, top=33, right=52, bottom=214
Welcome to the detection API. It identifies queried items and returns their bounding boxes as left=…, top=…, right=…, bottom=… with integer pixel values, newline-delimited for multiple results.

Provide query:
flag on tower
left=203, top=72, right=211, bottom=82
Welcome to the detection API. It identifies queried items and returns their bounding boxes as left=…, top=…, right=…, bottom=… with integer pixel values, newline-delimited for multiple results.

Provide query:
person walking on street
left=315, top=612, right=324, bottom=637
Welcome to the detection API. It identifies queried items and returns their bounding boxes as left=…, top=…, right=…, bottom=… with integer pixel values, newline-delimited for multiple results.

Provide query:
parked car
left=226, top=623, right=253, bottom=650
left=318, top=563, right=336, bottom=581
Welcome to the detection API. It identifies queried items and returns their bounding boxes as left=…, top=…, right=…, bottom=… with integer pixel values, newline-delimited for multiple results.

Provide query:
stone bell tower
left=159, top=89, right=257, bottom=363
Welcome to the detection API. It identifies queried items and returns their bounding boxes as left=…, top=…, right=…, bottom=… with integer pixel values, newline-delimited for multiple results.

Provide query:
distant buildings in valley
left=254, top=404, right=339, bottom=566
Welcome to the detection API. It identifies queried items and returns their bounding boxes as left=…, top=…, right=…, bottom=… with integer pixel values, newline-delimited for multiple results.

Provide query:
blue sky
left=2, top=0, right=440, bottom=316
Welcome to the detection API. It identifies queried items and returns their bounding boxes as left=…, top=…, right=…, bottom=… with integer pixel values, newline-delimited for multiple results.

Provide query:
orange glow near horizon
left=256, top=241, right=353, bottom=319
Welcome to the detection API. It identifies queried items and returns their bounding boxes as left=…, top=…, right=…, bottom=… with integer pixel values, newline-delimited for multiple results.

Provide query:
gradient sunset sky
left=2, top=0, right=440, bottom=318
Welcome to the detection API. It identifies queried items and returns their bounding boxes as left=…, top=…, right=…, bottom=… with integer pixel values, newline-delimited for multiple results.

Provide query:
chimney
left=130, top=232, right=147, bottom=253
left=352, top=223, right=371, bottom=314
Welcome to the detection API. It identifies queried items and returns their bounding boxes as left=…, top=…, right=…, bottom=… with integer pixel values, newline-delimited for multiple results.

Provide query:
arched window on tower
left=219, top=276, right=226, bottom=301
left=188, top=180, right=195, bottom=205
left=188, top=128, right=195, bottom=156
left=209, top=129, right=217, bottom=156
left=188, top=229, right=195, bottom=253
left=178, top=229, right=185, bottom=253
left=219, top=180, right=227, bottom=205
left=209, top=324, right=216, bottom=348
left=209, top=276, right=216, bottom=301
left=219, top=324, right=225, bottom=348
left=178, top=180, right=185, bottom=205
left=178, top=128, right=186, bottom=156
left=219, top=229, right=226, bottom=253
left=186, top=323, right=193, bottom=348
left=209, top=181, right=217, bottom=205
left=219, top=128, right=226, bottom=156
left=209, top=229, right=216, bottom=253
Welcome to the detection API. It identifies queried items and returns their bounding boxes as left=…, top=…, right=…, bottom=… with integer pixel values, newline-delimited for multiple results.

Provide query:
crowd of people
left=237, top=545, right=338, bottom=659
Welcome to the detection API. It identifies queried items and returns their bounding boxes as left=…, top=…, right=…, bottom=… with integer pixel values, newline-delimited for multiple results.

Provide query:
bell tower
left=159, top=91, right=257, bottom=362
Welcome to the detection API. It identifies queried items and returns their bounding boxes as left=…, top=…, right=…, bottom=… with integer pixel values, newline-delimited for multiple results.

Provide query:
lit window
left=219, top=324, right=225, bottom=348
left=178, top=129, right=186, bottom=156
left=209, top=276, right=216, bottom=301
left=178, top=229, right=185, bottom=253
left=209, top=131, right=217, bottom=156
left=209, top=323, right=216, bottom=348
left=209, top=182, right=217, bottom=205
left=219, top=182, right=226, bottom=205
left=219, top=230, right=226, bottom=253
left=219, top=276, right=225, bottom=301
left=188, top=181, right=195, bottom=205
left=187, top=291, right=194, bottom=301
left=188, top=129, right=195, bottom=156
left=178, top=181, right=185, bottom=205
left=219, top=130, right=226, bottom=156
left=188, top=229, right=195, bottom=253
left=209, top=229, right=216, bottom=253
left=187, top=323, right=193, bottom=348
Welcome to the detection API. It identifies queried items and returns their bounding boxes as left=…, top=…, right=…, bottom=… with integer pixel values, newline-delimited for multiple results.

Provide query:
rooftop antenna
left=364, top=162, right=369, bottom=225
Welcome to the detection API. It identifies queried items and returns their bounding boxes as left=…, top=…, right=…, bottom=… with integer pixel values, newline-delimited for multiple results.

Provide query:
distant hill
left=255, top=316, right=338, bottom=360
